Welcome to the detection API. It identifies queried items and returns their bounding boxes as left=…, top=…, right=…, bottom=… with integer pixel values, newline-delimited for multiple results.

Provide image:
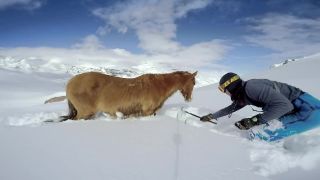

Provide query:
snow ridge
left=0, top=55, right=221, bottom=87
left=271, top=58, right=297, bottom=68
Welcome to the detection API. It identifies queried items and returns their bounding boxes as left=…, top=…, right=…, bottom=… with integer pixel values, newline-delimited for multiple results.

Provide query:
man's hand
left=235, top=115, right=261, bottom=130
left=200, top=113, right=214, bottom=122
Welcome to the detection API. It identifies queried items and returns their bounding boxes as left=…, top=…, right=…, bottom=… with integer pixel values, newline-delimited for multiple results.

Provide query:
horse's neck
left=160, top=74, right=182, bottom=96
left=138, top=73, right=183, bottom=95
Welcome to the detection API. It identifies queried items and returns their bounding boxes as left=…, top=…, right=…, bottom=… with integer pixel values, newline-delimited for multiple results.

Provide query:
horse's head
left=180, top=71, right=197, bottom=102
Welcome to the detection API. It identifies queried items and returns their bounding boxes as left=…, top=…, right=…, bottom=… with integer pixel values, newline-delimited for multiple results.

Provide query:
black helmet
left=218, top=72, right=243, bottom=95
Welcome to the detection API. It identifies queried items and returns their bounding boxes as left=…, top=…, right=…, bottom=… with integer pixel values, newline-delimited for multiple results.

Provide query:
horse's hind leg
left=82, top=113, right=96, bottom=120
left=76, top=111, right=95, bottom=120
left=74, top=105, right=96, bottom=120
left=69, top=96, right=96, bottom=120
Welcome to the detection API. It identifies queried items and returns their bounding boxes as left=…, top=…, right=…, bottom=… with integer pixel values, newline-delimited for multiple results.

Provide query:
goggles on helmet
left=218, top=75, right=240, bottom=93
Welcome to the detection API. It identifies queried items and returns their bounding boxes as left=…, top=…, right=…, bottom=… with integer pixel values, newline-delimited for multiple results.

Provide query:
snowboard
left=248, top=110, right=320, bottom=142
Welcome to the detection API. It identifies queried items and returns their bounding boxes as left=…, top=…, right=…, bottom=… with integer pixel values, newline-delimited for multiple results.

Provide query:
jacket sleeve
left=246, top=83, right=294, bottom=123
left=211, top=101, right=245, bottom=119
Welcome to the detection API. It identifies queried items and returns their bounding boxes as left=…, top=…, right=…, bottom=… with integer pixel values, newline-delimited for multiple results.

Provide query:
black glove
left=200, top=113, right=215, bottom=122
left=235, top=114, right=262, bottom=130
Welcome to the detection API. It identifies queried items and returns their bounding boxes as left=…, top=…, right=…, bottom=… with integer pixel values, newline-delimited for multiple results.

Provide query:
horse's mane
left=127, top=71, right=191, bottom=90
left=134, top=71, right=190, bottom=82
left=101, top=71, right=191, bottom=100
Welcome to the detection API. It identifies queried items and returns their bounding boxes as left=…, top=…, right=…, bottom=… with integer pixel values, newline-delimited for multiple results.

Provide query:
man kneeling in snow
left=200, top=72, right=320, bottom=131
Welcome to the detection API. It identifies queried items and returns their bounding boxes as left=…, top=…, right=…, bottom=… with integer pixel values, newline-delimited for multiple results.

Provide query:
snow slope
left=0, top=56, right=223, bottom=87
left=271, top=58, right=296, bottom=68
left=0, top=55, right=320, bottom=180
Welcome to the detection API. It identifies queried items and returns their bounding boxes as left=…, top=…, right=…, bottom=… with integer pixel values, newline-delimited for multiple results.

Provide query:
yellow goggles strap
left=218, top=75, right=240, bottom=92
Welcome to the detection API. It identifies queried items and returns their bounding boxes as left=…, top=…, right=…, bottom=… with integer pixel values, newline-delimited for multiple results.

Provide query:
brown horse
left=61, top=71, right=197, bottom=120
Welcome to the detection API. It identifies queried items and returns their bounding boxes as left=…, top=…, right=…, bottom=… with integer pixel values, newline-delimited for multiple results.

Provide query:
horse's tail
left=44, top=96, right=67, bottom=104
left=60, top=100, right=77, bottom=121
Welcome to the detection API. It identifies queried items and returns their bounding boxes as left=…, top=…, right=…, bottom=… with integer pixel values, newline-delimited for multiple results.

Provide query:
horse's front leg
left=141, top=107, right=157, bottom=117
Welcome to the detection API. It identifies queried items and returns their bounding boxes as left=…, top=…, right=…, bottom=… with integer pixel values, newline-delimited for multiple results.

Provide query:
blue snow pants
left=257, top=93, right=320, bottom=141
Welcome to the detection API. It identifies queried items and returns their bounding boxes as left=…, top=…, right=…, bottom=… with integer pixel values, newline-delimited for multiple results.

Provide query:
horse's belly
left=98, top=95, right=145, bottom=115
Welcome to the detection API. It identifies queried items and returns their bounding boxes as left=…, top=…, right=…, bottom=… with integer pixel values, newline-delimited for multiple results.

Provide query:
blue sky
left=0, top=0, right=320, bottom=73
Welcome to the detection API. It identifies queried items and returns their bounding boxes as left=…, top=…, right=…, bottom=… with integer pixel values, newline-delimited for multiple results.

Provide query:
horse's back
left=67, top=72, right=106, bottom=93
left=66, top=72, right=140, bottom=105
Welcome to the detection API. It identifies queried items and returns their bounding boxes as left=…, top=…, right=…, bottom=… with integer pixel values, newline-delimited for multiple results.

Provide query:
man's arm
left=200, top=101, right=245, bottom=121
left=211, top=101, right=245, bottom=119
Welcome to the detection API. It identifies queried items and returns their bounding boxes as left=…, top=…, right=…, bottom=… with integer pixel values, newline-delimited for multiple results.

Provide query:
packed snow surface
left=0, top=54, right=320, bottom=180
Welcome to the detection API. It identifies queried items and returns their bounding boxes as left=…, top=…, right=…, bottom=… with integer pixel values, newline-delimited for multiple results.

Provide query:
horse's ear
left=192, top=71, right=198, bottom=77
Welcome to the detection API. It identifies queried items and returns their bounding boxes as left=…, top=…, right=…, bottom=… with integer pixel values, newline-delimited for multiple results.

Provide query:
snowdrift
left=0, top=55, right=320, bottom=180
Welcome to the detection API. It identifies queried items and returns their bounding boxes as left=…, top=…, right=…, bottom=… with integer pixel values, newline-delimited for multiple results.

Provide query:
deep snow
left=0, top=54, right=320, bottom=180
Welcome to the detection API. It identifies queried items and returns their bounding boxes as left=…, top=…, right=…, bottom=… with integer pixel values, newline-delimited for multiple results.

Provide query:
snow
left=0, top=56, right=224, bottom=87
left=271, top=58, right=297, bottom=68
left=0, top=54, right=320, bottom=180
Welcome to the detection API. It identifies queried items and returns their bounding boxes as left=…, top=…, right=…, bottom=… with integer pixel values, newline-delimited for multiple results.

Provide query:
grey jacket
left=212, top=79, right=303, bottom=123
